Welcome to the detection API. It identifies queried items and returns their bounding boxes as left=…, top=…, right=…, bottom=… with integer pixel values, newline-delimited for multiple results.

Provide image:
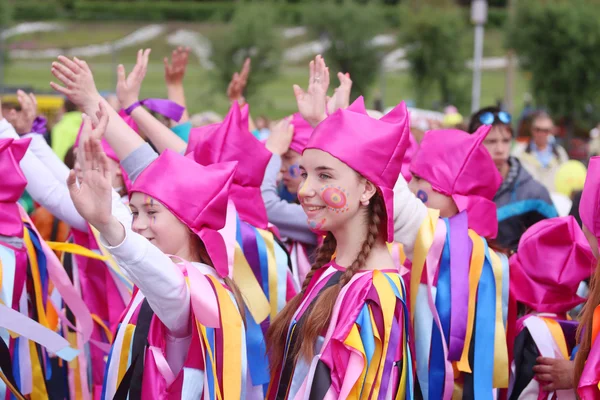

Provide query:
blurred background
left=1, top=0, right=600, bottom=156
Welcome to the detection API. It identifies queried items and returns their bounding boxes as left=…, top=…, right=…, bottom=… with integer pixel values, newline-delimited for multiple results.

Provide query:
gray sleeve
left=120, top=143, right=158, bottom=183
left=260, top=154, right=317, bottom=246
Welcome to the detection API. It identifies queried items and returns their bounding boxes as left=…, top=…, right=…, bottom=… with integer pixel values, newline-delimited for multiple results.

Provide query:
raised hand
left=265, top=116, right=294, bottom=156
left=227, top=57, right=251, bottom=105
left=67, top=115, right=113, bottom=228
left=164, top=46, right=190, bottom=87
left=51, top=56, right=101, bottom=113
left=117, top=49, right=151, bottom=109
left=5, top=90, right=38, bottom=134
left=326, top=72, right=352, bottom=115
left=293, top=55, right=329, bottom=128
left=75, top=102, right=109, bottom=182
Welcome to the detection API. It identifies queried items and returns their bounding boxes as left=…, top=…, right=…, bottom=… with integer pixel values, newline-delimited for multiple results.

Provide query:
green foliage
left=72, top=1, right=235, bottom=21
left=508, top=0, right=600, bottom=117
left=211, top=4, right=282, bottom=100
left=0, top=1, right=12, bottom=26
left=11, top=1, right=63, bottom=20
left=305, top=3, right=385, bottom=100
left=400, top=5, right=469, bottom=109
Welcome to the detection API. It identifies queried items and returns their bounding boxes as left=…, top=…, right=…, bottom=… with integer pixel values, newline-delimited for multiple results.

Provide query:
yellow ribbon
left=258, top=229, right=279, bottom=320
left=541, top=317, right=569, bottom=360
left=372, top=270, right=396, bottom=398
left=364, top=305, right=382, bottom=397
left=46, top=241, right=109, bottom=261
left=410, top=209, right=440, bottom=319
left=29, top=339, right=49, bottom=400
left=197, top=323, right=223, bottom=400
left=457, top=231, right=485, bottom=373
left=489, top=250, right=509, bottom=388
left=343, top=324, right=367, bottom=398
left=232, top=244, right=270, bottom=323
left=23, top=228, right=49, bottom=329
left=117, top=325, right=136, bottom=386
left=209, top=275, right=243, bottom=400
left=91, top=313, right=114, bottom=343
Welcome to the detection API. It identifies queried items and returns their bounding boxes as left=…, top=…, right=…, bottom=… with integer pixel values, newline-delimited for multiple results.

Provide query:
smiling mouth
left=305, top=205, right=325, bottom=212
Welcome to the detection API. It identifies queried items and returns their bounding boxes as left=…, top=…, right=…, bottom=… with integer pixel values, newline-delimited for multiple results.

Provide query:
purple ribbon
left=124, top=98, right=185, bottom=122
left=447, top=211, right=471, bottom=360
left=31, top=116, right=47, bottom=134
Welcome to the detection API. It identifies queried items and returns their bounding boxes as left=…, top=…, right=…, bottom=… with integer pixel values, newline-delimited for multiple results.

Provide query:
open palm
left=68, top=115, right=113, bottom=228
left=117, top=48, right=151, bottom=109
left=293, top=55, right=329, bottom=128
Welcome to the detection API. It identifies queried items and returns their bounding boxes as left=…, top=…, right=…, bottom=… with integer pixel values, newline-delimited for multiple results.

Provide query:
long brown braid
left=266, top=193, right=385, bottom=370
left=574, top=259, right=600, bottom=386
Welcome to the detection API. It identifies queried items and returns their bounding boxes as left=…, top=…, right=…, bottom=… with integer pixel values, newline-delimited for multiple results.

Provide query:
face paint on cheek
left=308, top=218, right=326, bottom=231
left=416, top=189, right=428, bottom=204
left=320, top=185, right=349, bottom=213
left=288, top=164, right=301, bottom=178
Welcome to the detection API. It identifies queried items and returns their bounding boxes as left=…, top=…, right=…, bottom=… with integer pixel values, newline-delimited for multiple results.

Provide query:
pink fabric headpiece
left=509, top=216, right=594, bottom=314
left=186, top=103, right=270, bottom=229
left=580, top=156, right=600, bottom=243
left=304, top=97, right=410, bottom=242
left=131, top=150, right=237, bottom=278
left=0, top=137, right=31, bottom=238
left=410, top=125, right=501, bottom=239
left=289, top=113, right=313, bottom=154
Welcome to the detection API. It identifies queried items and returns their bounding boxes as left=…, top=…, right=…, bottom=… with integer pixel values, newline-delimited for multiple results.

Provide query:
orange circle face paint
left=321, top=186, right=348, bottom=210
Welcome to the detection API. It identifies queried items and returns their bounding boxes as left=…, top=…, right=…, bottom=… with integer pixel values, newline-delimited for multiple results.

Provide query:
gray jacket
left=494, top=157, right=558, bottom=251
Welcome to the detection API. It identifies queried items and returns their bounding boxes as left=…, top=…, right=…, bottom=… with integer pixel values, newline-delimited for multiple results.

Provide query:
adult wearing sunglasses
left=468, top=107, right=557, bottom=251
left=516, top=111, right=569, bottom=192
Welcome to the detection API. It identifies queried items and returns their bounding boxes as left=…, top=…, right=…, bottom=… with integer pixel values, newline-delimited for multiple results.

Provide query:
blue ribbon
left=205, top=327, right=216, bottom=400
left=253, top=227, right=270, bottom=302
left=11, top=337, right=20, bottom=400
left=101, top=329, right=117, bottom=400
left=428, top=218, right=451, bottom=400
left=26, top=226, right=48, bottom=309
left=245, top=310, right=270, bottom=387
left=473, top=242, right=496, bottom=399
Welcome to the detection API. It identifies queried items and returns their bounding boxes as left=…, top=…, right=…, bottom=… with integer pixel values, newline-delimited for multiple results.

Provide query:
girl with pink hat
left=389, top=123, right=511, bottom=398
left=574, top=156, right=600, bottom=398
left=70, top=50, right=295, bottom=398
left=51, top=56, right=250, bottom=398
left=508, top=216, right=593, bottom=398
left=0, top=127, right=93, bottom=397
left=265, top=60, right=414, bottom=398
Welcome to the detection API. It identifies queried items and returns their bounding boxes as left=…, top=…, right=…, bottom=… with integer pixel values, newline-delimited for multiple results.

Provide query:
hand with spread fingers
left=117, top=48, right=152, bottom=109
left=75, top=102, right=109, bottom=182
left=164, top=46, right=190, bottom=87
left=532, top=357, right=574, bottom=391
left=293, top=54, right=329, bottom=128
left=67, top=114, right=113, bottom=229
left=227, top=57, right=251, bottom=105
left=51, top=56, right=101, bottom=114
left=4, top=90, right=38, bottom=134
left=326, top=72, right=352, bottom=115
left=265, top=116, right=294, bottom=156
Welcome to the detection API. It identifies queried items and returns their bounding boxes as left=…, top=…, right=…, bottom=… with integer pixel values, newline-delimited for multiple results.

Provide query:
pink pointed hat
left=304, top=97, right=410, bottom=242
left=131, top=150, right=237, bottom=278
left=0, top=137, right=31, bottom=238
left=580, top=156, right=600, bottom=242
left=410, top=125, right=502, bottom=239
left=185, top=103, right=271, bottom=229
left=509, top=216, right=594, bottom=314
left=289, top=113, right=313, bottom=154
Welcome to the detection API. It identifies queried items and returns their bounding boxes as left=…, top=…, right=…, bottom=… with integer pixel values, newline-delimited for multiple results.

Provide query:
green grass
left=4, top=21, right=528, bottom=120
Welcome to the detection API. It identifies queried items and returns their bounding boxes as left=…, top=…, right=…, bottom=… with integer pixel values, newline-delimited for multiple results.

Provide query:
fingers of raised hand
left=57, top=56, right=81, bottom=74
left=52, top=62, right=77, bottom=85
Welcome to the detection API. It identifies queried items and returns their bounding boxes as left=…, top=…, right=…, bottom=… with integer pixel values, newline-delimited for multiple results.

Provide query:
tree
left=400, top=5, right=469, bottom=110
left=508, top=1, right=600, bottom=119
left=305, top=3, right=384, bottom=100
left=212, top=4, right=282, bottom=100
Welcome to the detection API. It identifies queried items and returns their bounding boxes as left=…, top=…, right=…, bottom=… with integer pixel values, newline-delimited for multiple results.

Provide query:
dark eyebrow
left=315, top=166, right=334, bottom=172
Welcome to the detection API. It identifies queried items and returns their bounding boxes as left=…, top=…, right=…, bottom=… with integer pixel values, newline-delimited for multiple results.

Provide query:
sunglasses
left=478, top=111, right=511, bottom=126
